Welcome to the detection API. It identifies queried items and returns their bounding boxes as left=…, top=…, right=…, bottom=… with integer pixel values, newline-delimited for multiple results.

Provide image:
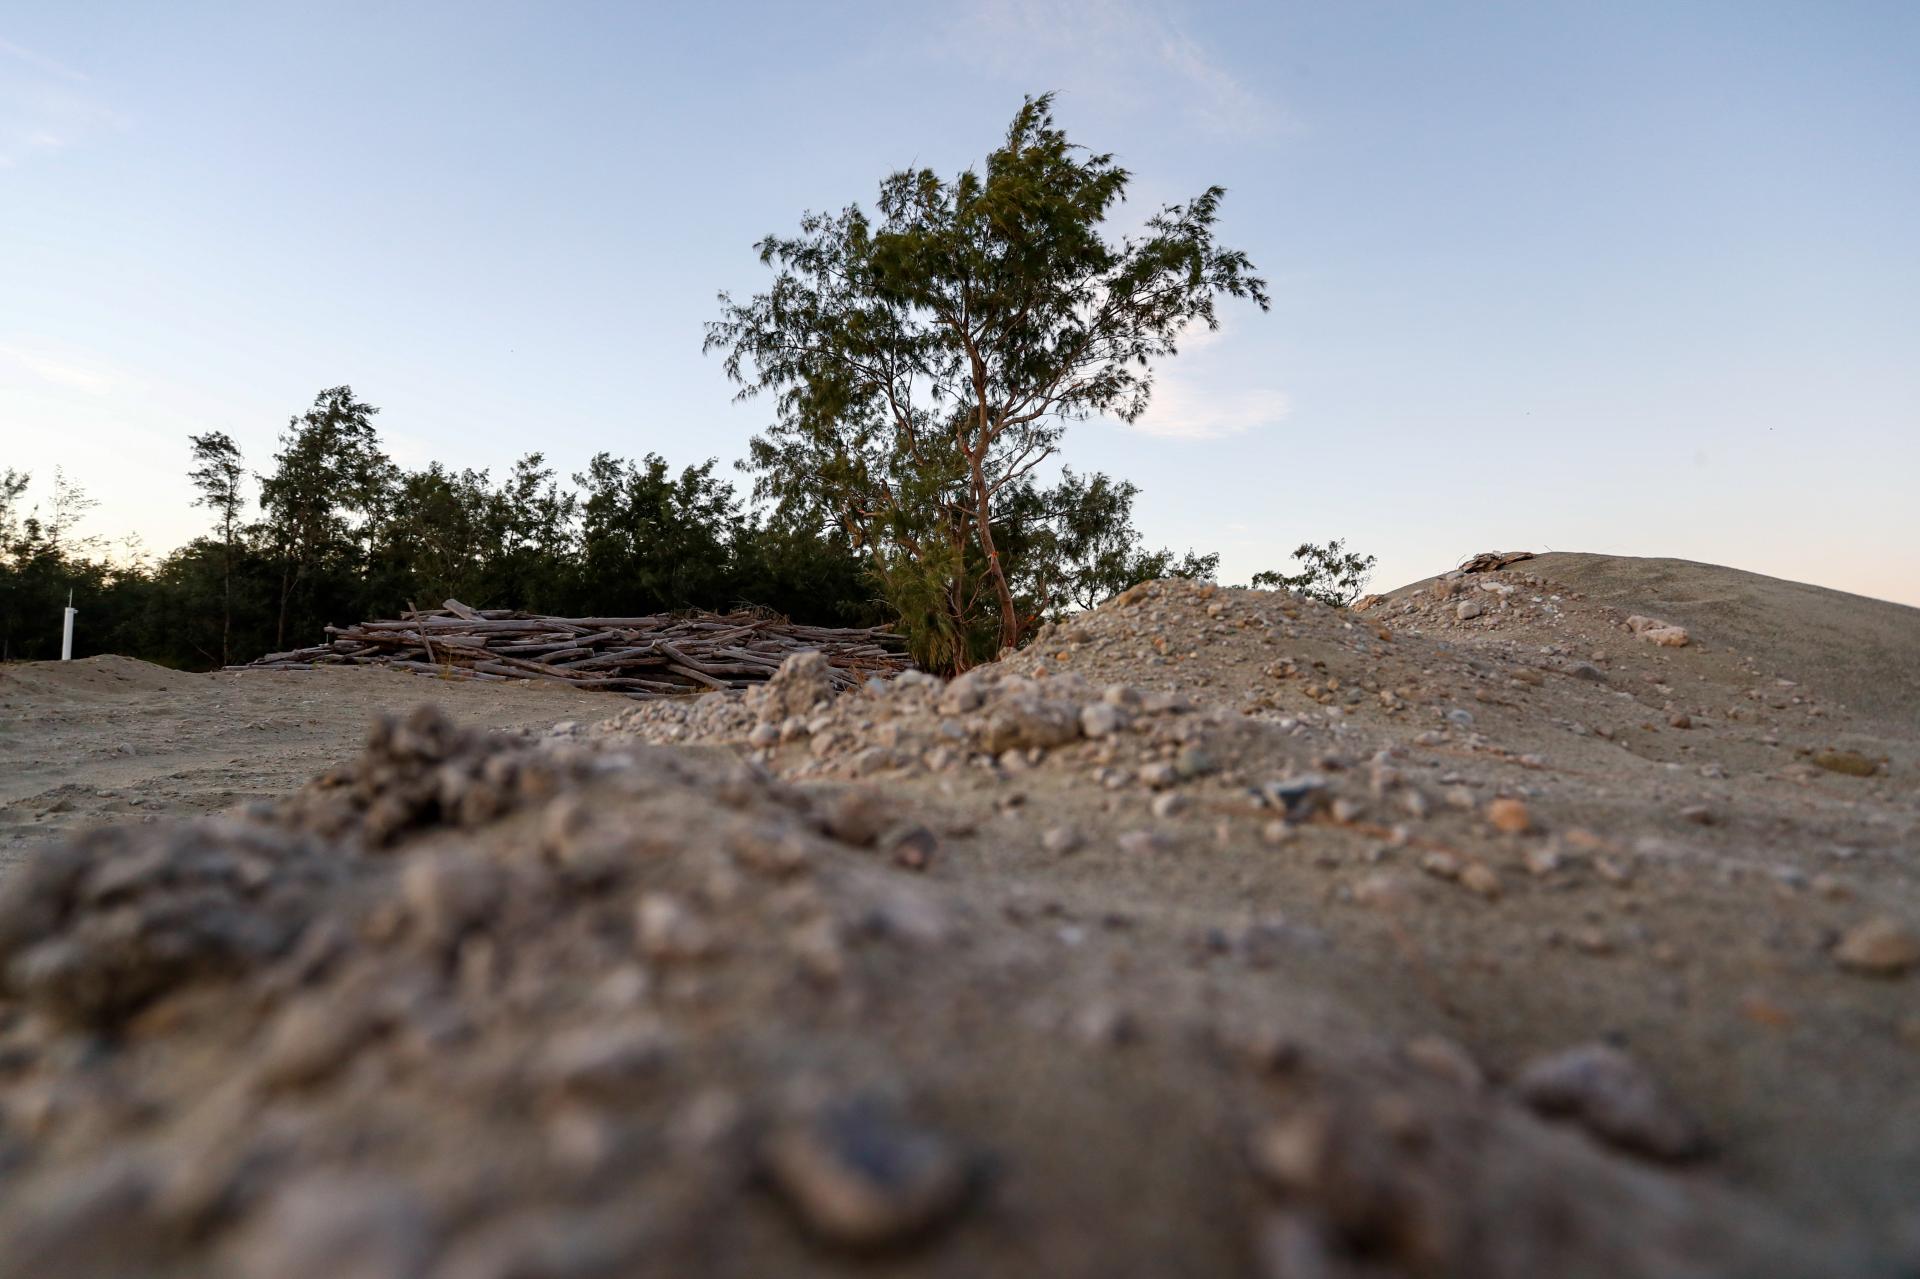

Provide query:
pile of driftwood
left=232, top=600, right=911, bottom=698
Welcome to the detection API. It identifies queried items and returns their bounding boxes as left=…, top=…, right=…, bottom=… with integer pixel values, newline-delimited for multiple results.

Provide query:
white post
left=61, top=591, right=77, bottom=661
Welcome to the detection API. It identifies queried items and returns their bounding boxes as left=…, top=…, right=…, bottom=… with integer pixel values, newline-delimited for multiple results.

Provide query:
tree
left=1252, top=539, right=1378, bottom=607
left=710, top=93, right=1267, bottom=666
left=256, top=387, right=393, bottom=648
left=995, top=467, right=1218, bottom=615
left=573, top=453, right=741, bottom=614
left=188, top=432, right=245, bottom=665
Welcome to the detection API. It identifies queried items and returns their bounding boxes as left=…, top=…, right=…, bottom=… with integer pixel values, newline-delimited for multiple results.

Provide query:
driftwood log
left=230, top=600, right=911, bottom=699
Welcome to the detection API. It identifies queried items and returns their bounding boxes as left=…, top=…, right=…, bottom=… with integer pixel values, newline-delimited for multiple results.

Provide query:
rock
left=1486, top=797, right=1532, bottom=835
left=401, top=851, right=504, bottom=942
left=635, top=893, right=718, bottom=962
left=1352, top=872, right=1419, bottom=911
left=1669, top=713, right=1692, bottom=730
left=1459, top=862, right=1502, bottom=899
left=1812, top=750, right=1879, bottom=778
left=1261, top=776, right=1329, bottom=822
left=1041, top=826, right=1083, bottom=855
left=230, top=1174, right=433, bottom=1279
left=758, top=651, right=837, bottom=723
left=1514, top=1043, right=1705, bottom=1161
left=1079, top=702, right=1122, bottom=739
left=887, top=825, right=939, bottom=872
left=1625, top=615, right=1690, bottom=647
left=535, top=1022, right=675, bottom=1098
left=1834, top=916, right=1920, bottom=976
left=1150, top=793, right=1188, bottom=819
left=976, top=696, right=1081, bottom=754
left=1174, top=744, right=1217, bottom=779
left=1402, top=1035, right=1483, bottom=1091
left=762, top=1098, right=971, bottom=1250
left=258, top=993, right=376, bottom=1090
left=818, top=790, right=892, bottom=848
left=1456, top=599, right=1484, bottom=621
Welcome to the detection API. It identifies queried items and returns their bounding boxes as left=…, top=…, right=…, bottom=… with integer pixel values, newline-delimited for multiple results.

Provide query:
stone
left=762, top=1098, right=971, bottom=1250
left=1459, top=862, right=1502, bottom=899
left=1079, top=702, right=1122, bottom=739
left=635, top=893, right=718, bottom=962
left=758, top=650, right=837, bottom=723
left=1456, top=599, right=1485, bottom=621
left=401, top=851, right=504, bottom=942
left=1041, top=826, right=1084, bottom=855
left=1812, top=750, right=1879, bottom=778
left=1834, top=916, right=1920, bottom=976
left=1150, top=793, right=1188, bottom=819
left=1486, top=797, right=1532, bottom=835
left=819, top=790, right=892, bottom=848
left=1174, top=744, right=1217, bottom=779
left=977, top=696, right=1082, bottom=754
left=1402, top=1035, right=1483, bottom=1091
left=230, top=1174, right=432, bottom=1279
left=1515, top=1043, right=1705, bottom=1160
left=1260, top=776, right=1329, bottom=822
left=887, top=825, right=939, bottom=872
left=535, top=1022, right=675, bottom=1098
left=258, top=994, right=376, bottom=1090
left=1625, top=615, right=1690, bottom=647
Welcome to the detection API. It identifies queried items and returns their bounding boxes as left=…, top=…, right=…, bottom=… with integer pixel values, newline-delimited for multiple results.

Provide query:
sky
left=3, top=1, right=1917, bottom=604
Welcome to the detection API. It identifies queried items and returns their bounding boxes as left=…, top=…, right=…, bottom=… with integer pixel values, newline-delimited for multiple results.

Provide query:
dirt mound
left=2, top=558, right=1917, bottom=1276
left=0, top=654, right=200, bottom=703
left=1387, top=552, right=1920, bottom=726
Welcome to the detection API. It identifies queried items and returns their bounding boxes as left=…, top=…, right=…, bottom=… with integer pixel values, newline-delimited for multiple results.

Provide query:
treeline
left=0, top=385, right=1216, bottom=670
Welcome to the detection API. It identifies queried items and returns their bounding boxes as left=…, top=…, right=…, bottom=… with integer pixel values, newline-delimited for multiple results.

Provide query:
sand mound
left=2, top=558, right=1917, bottom=1276
left=1387, top=552, right=1920, bottom=726
left=0, top=654, right=201, bottom=703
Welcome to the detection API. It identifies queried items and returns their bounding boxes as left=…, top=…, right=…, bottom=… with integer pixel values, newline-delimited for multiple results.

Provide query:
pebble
left=886, top=825, right=939, bottom=872
left=1174, top=745, right=1216, bottom=779
left=1834, top=916, right=1920, bottom=977
left=1150, top=793, right=1189, bottom=819
left=762, top=1098, right=971, bottom=1250
left=1811, top=750, right=1879, bottom=778
left=1514, top=1043, right=1704, bottom=1160
left=635, top=893, right=718, bottom=962
left=231, top=1174, right=432, bottom=1279
left=1486, top=797, right=1532, bottom=835
left=1041, top=826, right=1084, bottom=855
left=1402, top=1035, right=1483, bottom=1090
left=400, top=852, right=504, bottom=941
left=1456, top=600, right=1484, bottom=621
left=535, top=1022, right=676, bottom=1098
left=1118, top=830, right=1169, bottom=856
left=1079, top=703, right=1122, bottom=738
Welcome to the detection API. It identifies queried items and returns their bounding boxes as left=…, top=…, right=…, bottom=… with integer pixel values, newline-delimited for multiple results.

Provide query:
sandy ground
left=0, top=552, right=1916, bottom=1277
left=0, top=658, right=620, bottom=871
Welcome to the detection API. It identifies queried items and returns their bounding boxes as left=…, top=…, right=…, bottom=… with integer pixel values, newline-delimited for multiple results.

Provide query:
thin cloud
left=0, top=36, right=118, bottom=166
left=1129, top=379, right=1290, bottom=441
left=0, top=341, right=124, bottom=396
left=942, top=0, right=1291, bottom=138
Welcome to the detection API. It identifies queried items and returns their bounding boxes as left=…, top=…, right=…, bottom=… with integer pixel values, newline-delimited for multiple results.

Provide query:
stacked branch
left=231, top=600, right=910, bottom=698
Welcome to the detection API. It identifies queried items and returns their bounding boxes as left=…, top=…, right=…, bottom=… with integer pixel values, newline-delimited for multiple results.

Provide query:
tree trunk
left=969, top=462, right=1021, bottom=653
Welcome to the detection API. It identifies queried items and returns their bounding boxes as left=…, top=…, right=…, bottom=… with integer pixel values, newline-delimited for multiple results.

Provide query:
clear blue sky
left=4, top=1, right=1917, bottom=603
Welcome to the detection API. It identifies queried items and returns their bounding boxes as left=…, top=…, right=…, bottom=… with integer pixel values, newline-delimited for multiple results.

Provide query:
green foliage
left=1251, top=539, right=1378, bottom=607
left=710, top=94, right=1265, bottom=667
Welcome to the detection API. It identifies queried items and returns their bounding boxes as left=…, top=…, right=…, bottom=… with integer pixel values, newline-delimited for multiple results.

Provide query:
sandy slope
left=0, top=656, right=617, bottom=870
left=0, top=554, right=1915, bottom=1277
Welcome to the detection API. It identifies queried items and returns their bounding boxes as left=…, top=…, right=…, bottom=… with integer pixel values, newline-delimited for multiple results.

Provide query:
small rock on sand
left=1835, top=917, right=1920, bottom=976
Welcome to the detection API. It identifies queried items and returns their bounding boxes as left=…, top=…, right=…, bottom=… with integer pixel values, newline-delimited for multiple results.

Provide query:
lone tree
left=1252, top=539, right=1378, bottom=607
left=710, top=94, right=1266, bottom=667
left=187, top=431, right=245, bottom=665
